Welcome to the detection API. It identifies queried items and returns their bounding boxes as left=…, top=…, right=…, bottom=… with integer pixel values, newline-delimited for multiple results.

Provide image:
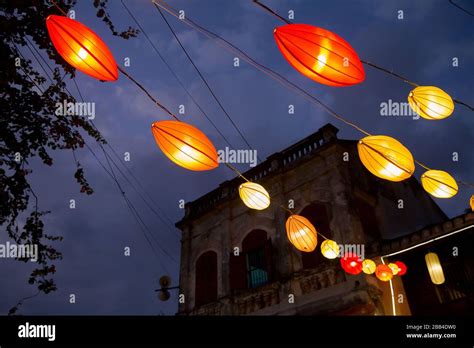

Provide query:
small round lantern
left=375, top=264, right=393, bottom=282
left=238, top=182, right=270, bottom=210
left=320, top=239, right=340, bottom=259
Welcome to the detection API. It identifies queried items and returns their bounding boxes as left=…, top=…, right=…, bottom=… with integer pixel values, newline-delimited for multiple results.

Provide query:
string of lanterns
left=45, top=11, right=270, bottom=212
left=43, top=1, right=473, bottom=285
left=150, top=0, right=473, bottom=209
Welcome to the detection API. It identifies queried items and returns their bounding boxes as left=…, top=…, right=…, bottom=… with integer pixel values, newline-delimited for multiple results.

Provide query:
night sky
left=1, top=0, right=473, bottom=315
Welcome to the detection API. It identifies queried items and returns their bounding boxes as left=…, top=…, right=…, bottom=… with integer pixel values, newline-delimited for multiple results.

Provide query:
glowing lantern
left=285, top=215, right=318, bottom=252
left=320, top=239, right=340, bottom=259
left=408, top=86, right=454, bottom=120
left=340, top=253, right=363, bottom=275
left=421, top=170, right=458, bottom=198
left=395, top=261, right=407, bottom=276
left=151, top=120, right=218, bottom=171
left=238, top=182, right=270, bottom=210
left=358, top=135, right=415, bottom=182
left=362, top=259, right=376, bottom=274
left=470, top=195, right=474, bottom=211
left=46, top=15, right=118, bottom=81
left=375, top=264, right=393, bottom=282
left=388, top=263, right=400, bottom=275
left=425, top=252, right=445, bottom=285
left=273, top=24, right=364, bottom=87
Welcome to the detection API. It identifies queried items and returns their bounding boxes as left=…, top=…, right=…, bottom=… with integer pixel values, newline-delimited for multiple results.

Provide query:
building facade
left=175, top=124, right=473, bottom=315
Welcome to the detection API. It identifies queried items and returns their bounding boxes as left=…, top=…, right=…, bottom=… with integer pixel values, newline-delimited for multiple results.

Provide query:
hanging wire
left=448, top=0, right=474, bottom=17
left=151, top=0, right=474, bottom=189
left=16, top=41, right=177, bottom=271
left=120, top=0, right=239, bottom=151
left=23, top=35, right=180, bottom=240
left=252, top=0, right=474, bottom=112
left=153, top=3, right=262, bottom=162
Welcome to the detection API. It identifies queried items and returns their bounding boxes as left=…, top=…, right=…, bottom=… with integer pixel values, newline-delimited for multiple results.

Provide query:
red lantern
left=395, top=261, right=407, bottom=276
left=46, top=15, right=118, bottom=81
left=340, top=253, right=362, bottom=275
left=273, top=24, right=364, bottom=87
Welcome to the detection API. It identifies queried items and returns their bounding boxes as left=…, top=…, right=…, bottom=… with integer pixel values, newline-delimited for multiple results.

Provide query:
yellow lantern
left=358, top=135, right=415, bottom=182
left=285, top=215, right=318, bottom=252
left=421, top=170, right=458, bottom=198
left=375, top=264, right=393, bottom=282
left=470, top=195, right=474, bottom=211
left=425, top=252, right=445, bottom=285
left=388, top=263, right=400, bottom=275
left=362, top=259, right=376, bottom=274
left=238, top=182, right=270, bottom=210
left=408, top=86, right=454, bottom=120
left=320, top=239, right=340, bottom=259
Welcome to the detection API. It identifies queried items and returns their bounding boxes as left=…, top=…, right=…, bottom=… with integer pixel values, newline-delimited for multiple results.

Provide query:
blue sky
left=1, top=0, right=473, bottom=315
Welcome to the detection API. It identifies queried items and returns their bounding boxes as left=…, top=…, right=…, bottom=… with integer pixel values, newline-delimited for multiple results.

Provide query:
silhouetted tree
left=0, top=0, right=138, bottom=314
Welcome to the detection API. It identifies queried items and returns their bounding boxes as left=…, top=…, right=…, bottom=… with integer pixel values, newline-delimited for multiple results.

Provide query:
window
left=195, top=250, right=217, bottom=307
left=230, top=229, right=273, bottom=290
left=299, top=203, right=332, bottom=269
left=246, top=247, right=268, bottom=288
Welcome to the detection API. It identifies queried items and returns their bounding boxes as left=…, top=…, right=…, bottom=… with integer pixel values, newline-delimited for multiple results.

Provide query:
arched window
left=230, top=230, right=273, bottom=290
left=195, top=250, right=218, bottom=306
left=299, top=203, right=332, bottom=269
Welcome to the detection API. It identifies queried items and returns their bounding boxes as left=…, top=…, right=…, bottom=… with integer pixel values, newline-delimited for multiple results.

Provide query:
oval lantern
left=320, top=239, right=340, bottom=259
left=46, top=15, right=118, bottom=81
left=358, top=135, right=415, bottom=182
left=388, top=263, right=400, bottom=276
left=273, top=24, right=364, bottom=87
left=470, top=195, right=474, bottom=212
left=239, top=182, right=270, bottom=210
left=340, top=252, right=363, bottom=275
left=362, top=259, right=376, bottom=275
left=421, top=170, right=458, bottom=198
left=394, top=261, right=407, bottom=276
left=151, top=120, right=219, bottom=171
left=425, top=252, right=445, bottom=285
left=375, top=264, right=393, bottom=282
left=408, top=86, right=454, bottom=120
left=285, top=215, right=318, bottom=252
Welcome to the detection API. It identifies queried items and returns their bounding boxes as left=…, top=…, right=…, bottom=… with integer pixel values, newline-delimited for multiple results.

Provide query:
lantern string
left=252, top=0, right=291, bottom=24
left=448, top=0, right=474, bottom=17
left=152, top=0, right=372, bottom=139
left=50, top=0, right=68, bottom=16
left=153, top=3, right=262, bottom=163
left=224, top=162, right=250, bottom=182
left=117, top=67, right=180, bottom=121
left=155, top=0, right=474, bottom=189
left=252, top=0, right=474, bottom=113
left=360, top=60, right=419, bottom=87
left=279, top=205, right=330, bottom=241
left=14, top=43, right=177, bottom=272
left=119, top=0, right=240, bottom=152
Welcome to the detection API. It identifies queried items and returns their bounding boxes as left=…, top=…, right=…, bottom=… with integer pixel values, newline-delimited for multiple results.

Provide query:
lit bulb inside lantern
left=239, top=182, right=271, bottom=210
left=320, top=239, right=339, bottom=259
left=78, top=47, right=88, bottom=60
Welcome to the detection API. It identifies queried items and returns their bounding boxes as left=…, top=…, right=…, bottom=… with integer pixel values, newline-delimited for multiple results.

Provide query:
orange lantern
left=285, top=215, right=318, bottom=252
left=340, top=252, right=363, bottom=275
left=46, top=15, right=118, bottom=81
left=274, top=24, right=364, bottom=87
left=375, top=264, right=393, bottom=282
left=151, top=120, right=219, bottom=171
